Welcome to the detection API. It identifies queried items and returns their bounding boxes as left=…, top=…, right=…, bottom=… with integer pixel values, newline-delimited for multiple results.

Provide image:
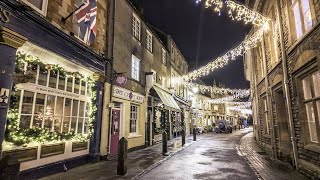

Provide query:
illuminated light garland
left=182, top=0, right=270, bottom=82
left=5, top=52, right=98, bottom=146
left=207, top=90, right=250, bottom=104
left=205, top=0, right=270, bottom=27
left=181, top=25, right=268, bottom=81
left=177, top=80, right=250, bottom=95
left=205, top=0, right=223, bottom=15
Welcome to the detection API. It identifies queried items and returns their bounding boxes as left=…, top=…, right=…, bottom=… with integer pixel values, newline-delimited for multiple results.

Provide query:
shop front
left=147, top=84, right=181, bottom=144
left=109, top=86, right=146, bottom=154
left=0, top=2, right=105, bottom=178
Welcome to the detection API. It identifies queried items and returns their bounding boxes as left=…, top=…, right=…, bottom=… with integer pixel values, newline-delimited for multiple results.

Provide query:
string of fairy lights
left=181, top=0, right=270, bottom=110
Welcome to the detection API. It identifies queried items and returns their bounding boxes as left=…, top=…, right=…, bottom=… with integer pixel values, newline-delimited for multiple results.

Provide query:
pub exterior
left=0, top=0, right=108, bottom=178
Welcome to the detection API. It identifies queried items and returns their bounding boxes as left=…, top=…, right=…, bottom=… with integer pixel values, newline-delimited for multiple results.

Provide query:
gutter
left=275, top=0, right=299, bottom=169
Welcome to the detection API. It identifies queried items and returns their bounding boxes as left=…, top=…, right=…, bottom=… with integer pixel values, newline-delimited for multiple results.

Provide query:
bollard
left=117, top=137, right=128, bottom=175
left=181, top=130, right=186, bottom=146
left=162, top=131, right=168, bottom=155
left=193, top=128, right=196, bottom=141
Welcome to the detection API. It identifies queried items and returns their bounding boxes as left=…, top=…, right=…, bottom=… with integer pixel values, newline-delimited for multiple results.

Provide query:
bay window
left=16, top=62, right=91, bottom=135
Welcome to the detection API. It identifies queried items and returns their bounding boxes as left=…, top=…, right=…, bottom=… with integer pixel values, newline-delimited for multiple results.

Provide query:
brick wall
left=46, top=0, right=108, bottom=55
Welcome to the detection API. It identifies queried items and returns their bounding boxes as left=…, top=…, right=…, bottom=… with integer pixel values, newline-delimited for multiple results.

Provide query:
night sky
left=136, top=0, right=250, bottom=89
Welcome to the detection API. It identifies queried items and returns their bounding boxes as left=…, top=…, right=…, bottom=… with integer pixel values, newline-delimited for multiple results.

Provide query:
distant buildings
left=244, top=0, right=320, bottom=178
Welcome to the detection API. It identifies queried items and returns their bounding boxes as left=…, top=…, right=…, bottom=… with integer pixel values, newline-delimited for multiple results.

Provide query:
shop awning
left=153, top=86, right=181, bottom=112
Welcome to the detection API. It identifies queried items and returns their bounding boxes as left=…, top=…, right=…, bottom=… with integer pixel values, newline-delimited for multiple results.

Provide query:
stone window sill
left=128, top=134, right=142, bottom=139
left=305, top=144, right=320, bottom=154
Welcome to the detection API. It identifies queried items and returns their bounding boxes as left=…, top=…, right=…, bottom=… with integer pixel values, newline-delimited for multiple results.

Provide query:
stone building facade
left=0, top=0, right=109, bottom=179
left=244, top=0, right=320, bottom=178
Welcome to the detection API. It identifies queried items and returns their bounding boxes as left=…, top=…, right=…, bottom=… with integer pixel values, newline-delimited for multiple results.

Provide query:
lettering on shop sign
left=0, top=7, right=10, bottom=23
left=113, top=86, right=144, bottom=104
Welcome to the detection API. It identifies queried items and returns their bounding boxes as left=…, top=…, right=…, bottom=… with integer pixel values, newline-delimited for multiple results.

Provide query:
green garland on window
left=5, top=52, right=97, bottom=146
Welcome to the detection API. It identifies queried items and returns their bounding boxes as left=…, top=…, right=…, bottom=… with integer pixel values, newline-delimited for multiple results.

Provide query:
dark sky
left=136, top=0, right=250, bottom=89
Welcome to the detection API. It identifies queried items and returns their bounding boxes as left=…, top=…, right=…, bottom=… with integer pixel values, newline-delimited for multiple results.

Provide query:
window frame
left=290, top=0, right=314, bottom=40
left=22, top=0, right=48, bottom=16
left=146, top=30, right=153, bottom=52
left=17, top=62, right=90, bottom=135
left=299, top=68, right=320, bottom=144
left=162, top=48, right=167, bottom=65
left=132, top=13, right=141, bottom=41
left=129, top=104, right=139, bottom=134
left=131, top=55, right=140, bottom=81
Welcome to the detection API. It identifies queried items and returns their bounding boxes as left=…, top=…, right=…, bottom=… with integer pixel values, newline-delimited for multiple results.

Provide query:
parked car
left=214, top=120, right=233, bottom=133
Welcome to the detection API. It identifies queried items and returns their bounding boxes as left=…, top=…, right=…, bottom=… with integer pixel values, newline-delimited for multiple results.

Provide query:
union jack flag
left=75, top=0, right=97, bottom=45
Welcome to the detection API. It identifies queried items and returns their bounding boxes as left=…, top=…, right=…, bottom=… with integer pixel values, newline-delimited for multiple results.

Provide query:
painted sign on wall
left=113, top=86, right=144, bottom=104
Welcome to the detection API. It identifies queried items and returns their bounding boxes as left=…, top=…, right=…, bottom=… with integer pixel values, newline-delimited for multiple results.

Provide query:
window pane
left=64, top=98, right=72, bottom=116
left=317, top=100, right=320, bottom=128
left=44, top=95, right=55, bottom=129
left=74, top=78, right=80, bottom=94
left=301, top=0, right=312, bottom=29
left=84, top=118, right=89, bottom=134
left=22, top=91, right=34, bottom=114
left=312, top=71, right=320, bottom=97
left=62, top=117, right=70, bottom=133
left=293, top=3, right=303, bottom=38
left=302, top=77, right=312, bottom=100
left=58, top=74, right=66, bottom=90
left=55, top=97, right=64, bottom=117
left=33, top=93, right=46, bottom=128
left=26, top=0, right=43, bottom=10
left=38, top=66, right=48, bottom=86
left=67, top=77, right=73, bottom=92
left=85, top=102, right=90, bottom=117
left=79, top=101, right=85, bottom=117
left=72, top=100, right=79, bottom=116
left=306, top=102, right=318, bottom=143
left=20, top=115, right=31, bottom=129
left=54, top=116, right=62, bottom=132
left=49, top=70, right=58, bottom=88
left=26, top=64, right=37, bottom=83
left=70, top=117, right=77, bottom=132
left=77, top=118, right=84, bottom=134
left=81, top=81, right=86, bottom=95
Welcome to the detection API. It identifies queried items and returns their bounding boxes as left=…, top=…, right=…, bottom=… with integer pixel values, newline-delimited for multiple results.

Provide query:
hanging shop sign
left=0, top=7, right=10, bottom=23
left=113, top=86, right=144, bottom=104
left=115, top=74, right=127, bottom=86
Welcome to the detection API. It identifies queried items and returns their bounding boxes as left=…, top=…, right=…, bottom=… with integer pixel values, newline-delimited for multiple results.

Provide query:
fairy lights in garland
left=207, top=90, right=250, bottom=104
left=5, top=52, right=98, bottom=146
left=205, top=0, right=270, bottom=27
left=178, top=80, right=250, bottom=95
left=182, top=0, right=270, bottom=82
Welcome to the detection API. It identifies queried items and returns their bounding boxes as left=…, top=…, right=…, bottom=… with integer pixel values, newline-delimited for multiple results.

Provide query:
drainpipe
left=261, top=34, right=277, bottom=159
left=275, top=0, right=299, bottom=169
left=106, top=0, right=116, bottom=157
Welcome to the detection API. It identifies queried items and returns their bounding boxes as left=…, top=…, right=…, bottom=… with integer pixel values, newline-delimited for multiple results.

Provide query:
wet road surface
left=139, top=129, right=256, bottom=180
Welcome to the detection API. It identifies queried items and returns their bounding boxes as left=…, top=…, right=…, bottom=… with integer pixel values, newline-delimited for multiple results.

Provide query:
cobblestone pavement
left=41, top=134, right=204, bottom=180
left=239, top=132, right=308, bottom=180
left=139, top=128, right=256, bottom=180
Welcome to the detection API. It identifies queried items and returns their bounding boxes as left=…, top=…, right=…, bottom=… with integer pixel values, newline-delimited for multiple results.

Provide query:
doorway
left=274, top=88, right=291, bottom=162
left=110, top=108, right=121, bottom=157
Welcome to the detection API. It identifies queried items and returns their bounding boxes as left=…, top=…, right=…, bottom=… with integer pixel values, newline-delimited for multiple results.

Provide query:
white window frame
left=291, top=0, right=313, bottom=39
left=263, top=98, right=270, bottom=134
left=130, top=104, right=139, bottom=134
left=151, top=69, right=157, bottom=83
left=22, top=0, right=48, bottom=16
left=132, top=13, right=141, bottom=41
left=17, top=62, right=90, bottom=135
left=146, top=30, right=153, bottom=52
left=131, top=55, right=140, bottom=81
left=162, top=48, right=167, bottom=65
